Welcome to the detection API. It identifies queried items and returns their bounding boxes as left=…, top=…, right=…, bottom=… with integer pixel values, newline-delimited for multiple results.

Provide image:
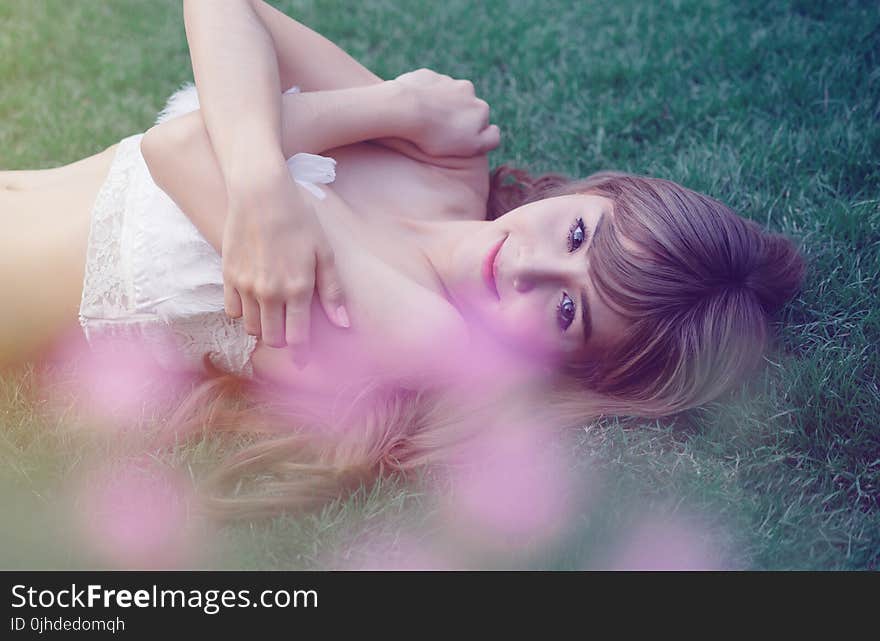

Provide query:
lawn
left=1, top=0, right=877, bottom=569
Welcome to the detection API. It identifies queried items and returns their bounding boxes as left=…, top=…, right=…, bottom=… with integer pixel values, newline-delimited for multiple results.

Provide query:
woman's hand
left=222, top=159, right=350, bottom=364
left=393, top=68, right=501, bottom=158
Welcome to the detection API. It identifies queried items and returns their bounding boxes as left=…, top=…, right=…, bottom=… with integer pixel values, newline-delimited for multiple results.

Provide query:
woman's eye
left=568, top=217, right=586, bottom=252
left=557, top=291, right=576, bottom=331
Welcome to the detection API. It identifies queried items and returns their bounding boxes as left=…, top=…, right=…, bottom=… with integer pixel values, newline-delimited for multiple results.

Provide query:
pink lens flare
left=607, top=516, right=725, bottom=571
left=71, top=456, right=197, bottom=569
left=439, top=417, right=578, bottom=551
left=243, top=286, right=564, bottom=429
left=247, top=304, right=560, bottom=441
left=37, top=327, right=198, bottom=430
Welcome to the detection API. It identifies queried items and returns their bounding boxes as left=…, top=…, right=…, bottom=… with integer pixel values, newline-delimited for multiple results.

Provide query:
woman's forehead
left=547, top=192, right=614, bottom=212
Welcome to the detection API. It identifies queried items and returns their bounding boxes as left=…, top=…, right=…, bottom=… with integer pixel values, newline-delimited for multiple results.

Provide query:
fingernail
left=336, top=305, right=350, bottom=328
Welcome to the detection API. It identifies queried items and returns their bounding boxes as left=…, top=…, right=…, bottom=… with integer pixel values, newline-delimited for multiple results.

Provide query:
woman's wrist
left=382, top=79, right=423, bottom=141
left=223, top=145, right=289, bottom=200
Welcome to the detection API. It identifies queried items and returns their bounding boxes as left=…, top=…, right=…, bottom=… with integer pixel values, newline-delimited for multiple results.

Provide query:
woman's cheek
left=499, top=302, right=557, bottom=356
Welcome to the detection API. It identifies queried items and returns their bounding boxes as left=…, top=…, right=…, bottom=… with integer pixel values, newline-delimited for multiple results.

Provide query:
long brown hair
left=165, top=165, right=805, bottom=519
left=488, top=165, right=806, bottom=418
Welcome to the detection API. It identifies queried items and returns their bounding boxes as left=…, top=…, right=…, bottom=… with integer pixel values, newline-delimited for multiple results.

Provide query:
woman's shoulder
left=325, top=140, right=489, bottom=222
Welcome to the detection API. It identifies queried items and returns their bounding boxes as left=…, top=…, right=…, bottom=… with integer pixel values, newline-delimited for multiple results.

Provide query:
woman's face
left=444, top=193, right=628, bottom=363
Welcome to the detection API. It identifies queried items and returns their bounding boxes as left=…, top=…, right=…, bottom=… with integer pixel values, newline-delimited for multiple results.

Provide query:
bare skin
left=0, top=145, right=118, bottom=366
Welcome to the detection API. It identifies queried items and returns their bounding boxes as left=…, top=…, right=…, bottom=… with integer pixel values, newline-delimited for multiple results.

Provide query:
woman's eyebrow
left=591, top=210, right=607, bottom=247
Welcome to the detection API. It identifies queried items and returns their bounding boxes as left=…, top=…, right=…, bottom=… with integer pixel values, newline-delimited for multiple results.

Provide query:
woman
left=1, top=1, right=804, bottom=518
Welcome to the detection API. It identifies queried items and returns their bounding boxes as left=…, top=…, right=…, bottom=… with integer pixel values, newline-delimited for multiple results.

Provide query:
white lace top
left=78, top=83, right=336, bottom=378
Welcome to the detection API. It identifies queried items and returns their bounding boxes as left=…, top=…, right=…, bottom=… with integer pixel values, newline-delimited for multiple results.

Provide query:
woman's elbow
left=140, top=125, right=164, bottom=168
left=140, top=112, right=207, bottom=184
left=140, top=125, right=170, bottom=189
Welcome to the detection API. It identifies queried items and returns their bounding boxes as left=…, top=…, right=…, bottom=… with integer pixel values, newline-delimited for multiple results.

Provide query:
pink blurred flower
left=73, top=457, right=197, bottom=569
left=39, top=328, right=196, bottom=430
left=440, top=419, right=577, bottom=552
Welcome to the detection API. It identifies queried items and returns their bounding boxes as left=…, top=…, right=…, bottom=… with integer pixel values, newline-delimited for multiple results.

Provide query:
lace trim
left=78, top=135, right=258, bottom=377
left=79, top=134, right=141, bottom=332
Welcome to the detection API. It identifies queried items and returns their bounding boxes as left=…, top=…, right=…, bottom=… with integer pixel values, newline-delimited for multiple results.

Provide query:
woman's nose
left=513, top=269, right=551, bottom=293
left=512, top=254, right=579, bottom=293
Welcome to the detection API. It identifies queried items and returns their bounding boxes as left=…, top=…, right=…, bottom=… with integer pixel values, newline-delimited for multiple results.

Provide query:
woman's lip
left=482, top=233, right=508, bottom=299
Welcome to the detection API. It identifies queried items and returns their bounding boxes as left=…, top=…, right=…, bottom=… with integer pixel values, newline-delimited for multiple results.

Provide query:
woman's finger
left=241, top=293, right=262, bottom=337
left=479, top=124, right=501, bottom=154
left=259, top=298, right=286, bottom=348
left=285, top=300, right=311, bottom=366
left=477, top=99, right=490, bottom=129
left=315, top=252, right=350, bottom=328
left=224, top=284, right=243, bottom=319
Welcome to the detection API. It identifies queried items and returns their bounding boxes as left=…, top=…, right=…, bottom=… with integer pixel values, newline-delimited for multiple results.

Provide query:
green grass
left=1, top=0, right=878, bottom=569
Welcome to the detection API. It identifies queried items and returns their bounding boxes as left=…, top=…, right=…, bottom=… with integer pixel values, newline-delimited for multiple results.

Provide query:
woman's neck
left=394, top=216, right=487, bottom=305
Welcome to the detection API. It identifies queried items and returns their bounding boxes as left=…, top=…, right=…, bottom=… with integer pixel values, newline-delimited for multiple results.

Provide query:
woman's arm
left=141, top=80, right=417, bottom=250
left=142, top=70, right=496, bottom=242
left=182, top=0, right=285, bottom=184
left=249, top=0, right=381, bottom=92
left=144, top=71, right=492, bottom=167
left=183, top=0, right=354, bottom=355
left=246, top=0, right=496, bottom=170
